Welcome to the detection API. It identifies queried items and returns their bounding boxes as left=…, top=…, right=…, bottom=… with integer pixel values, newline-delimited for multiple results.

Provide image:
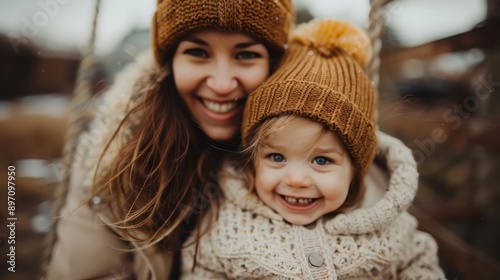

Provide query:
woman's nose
left=206, top=61, right=238, bottom=95
left=284, top=165, right=312, bottom=188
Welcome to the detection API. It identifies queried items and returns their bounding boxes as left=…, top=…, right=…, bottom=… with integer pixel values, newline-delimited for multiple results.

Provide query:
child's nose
left=284, top=165, right=312, bottom=188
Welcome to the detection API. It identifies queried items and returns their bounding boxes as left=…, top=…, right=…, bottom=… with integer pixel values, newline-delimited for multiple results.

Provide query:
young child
left=181, top=19, right=446, bottom=279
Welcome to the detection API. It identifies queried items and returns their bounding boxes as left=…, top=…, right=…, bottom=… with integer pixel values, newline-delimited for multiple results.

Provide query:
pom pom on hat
left=291, top=19, right=372, bottom=68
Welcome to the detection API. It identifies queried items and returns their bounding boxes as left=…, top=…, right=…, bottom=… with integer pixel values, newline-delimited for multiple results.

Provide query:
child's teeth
left=284, top=196, right=312, bottom=205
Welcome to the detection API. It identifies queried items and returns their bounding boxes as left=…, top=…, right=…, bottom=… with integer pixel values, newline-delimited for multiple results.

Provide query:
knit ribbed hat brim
left=243, top=79, right=375, bottom=174
left=152, top=0, right=295, bottom=64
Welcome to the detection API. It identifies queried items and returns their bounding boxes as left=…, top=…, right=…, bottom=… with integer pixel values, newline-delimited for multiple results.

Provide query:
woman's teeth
left=284, top=196, right=313, bottom=205
left=203, top=99, right=237, bottom=114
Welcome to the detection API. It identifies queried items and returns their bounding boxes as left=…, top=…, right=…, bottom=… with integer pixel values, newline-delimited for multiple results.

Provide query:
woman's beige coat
left=44, top=50, right=393, bottom=280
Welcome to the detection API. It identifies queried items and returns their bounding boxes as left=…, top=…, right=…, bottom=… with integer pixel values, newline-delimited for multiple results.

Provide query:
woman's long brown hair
left=93, top=66, right=226, bottom=249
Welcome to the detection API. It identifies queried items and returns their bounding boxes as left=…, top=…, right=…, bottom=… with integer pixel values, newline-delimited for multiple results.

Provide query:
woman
left=43, top=0, right=295, bottom=279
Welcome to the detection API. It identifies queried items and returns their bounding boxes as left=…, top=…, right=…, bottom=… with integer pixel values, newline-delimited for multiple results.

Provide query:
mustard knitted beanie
left=243, top=19, right=377, bottom=176
left=152, top=0, right=295, bottom=64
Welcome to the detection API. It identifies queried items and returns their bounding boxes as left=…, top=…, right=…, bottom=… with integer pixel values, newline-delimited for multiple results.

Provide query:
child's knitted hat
left=243, top=19, right=377, bottom=176
left=152, top=0, right=295, bottom=64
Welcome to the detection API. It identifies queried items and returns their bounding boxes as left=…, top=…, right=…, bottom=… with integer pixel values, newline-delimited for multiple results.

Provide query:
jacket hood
left=220, top=131, right=419, bottom=235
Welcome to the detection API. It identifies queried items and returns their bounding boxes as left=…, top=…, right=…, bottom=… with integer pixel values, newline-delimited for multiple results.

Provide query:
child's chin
left=283, top=216, right=318, bottom=226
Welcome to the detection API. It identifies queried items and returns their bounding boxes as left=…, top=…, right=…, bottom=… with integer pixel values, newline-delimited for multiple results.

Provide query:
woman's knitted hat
left=152, top=0, right=295, bottom=64
left=242, top=19, right=377, bottom=176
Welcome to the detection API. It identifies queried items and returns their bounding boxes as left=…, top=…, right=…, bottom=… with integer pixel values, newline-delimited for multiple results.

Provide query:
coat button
left=308, top=252, right=324, bottom=267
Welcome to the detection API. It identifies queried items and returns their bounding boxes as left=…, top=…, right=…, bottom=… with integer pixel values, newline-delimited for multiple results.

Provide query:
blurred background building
left=0, top=0, right=499, bottom=279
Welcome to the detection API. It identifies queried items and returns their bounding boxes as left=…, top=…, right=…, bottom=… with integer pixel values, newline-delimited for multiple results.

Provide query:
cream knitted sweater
left=181, top=132, right=446, bottom=279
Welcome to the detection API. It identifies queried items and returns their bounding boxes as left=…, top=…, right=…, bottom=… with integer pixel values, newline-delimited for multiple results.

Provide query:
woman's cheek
left=173, top=59, right=203, bottom=95
left=242, top=64, right=270, bottom=93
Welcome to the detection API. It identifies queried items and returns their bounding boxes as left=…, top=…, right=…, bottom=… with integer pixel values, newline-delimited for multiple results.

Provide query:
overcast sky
left=0, top=0, right=487, bottom=55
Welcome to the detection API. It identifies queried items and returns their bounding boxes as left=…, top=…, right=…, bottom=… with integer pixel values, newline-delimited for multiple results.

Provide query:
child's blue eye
left=269, top=154, right=285, bottom=162
left=313, top=157, right=331, bottom=166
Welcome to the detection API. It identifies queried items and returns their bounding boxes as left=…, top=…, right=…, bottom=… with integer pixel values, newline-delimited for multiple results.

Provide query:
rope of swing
left=39, top=1, right=101, bottom=278
left=367, top=0, right=392, bottom=89
left=366, top=0, right=392, bottom=124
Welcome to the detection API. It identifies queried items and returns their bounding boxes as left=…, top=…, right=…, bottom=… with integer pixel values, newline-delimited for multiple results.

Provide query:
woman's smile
left=199, top=96, right=245, bottom=114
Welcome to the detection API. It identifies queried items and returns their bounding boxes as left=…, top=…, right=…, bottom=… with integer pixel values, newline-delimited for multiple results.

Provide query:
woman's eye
left=236, top=51, right=261, bottom=60
left=184, top=48, right=209, bottom=58
left=269, top=154, right=285, bottom=163
left=312, top=157, right=331, bottom=166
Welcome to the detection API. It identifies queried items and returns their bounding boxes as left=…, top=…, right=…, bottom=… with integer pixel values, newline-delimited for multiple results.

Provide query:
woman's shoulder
left=79, top=49, right=158, bottom=144
left=96, top=49, right=158, bottom=118
left=70, top=49, right=159, bottom=191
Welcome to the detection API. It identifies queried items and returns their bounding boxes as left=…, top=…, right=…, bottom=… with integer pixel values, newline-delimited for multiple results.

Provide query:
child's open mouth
left=283, top=196, right=314, bottom=205
left=278, top=194, right=320, bottom=210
